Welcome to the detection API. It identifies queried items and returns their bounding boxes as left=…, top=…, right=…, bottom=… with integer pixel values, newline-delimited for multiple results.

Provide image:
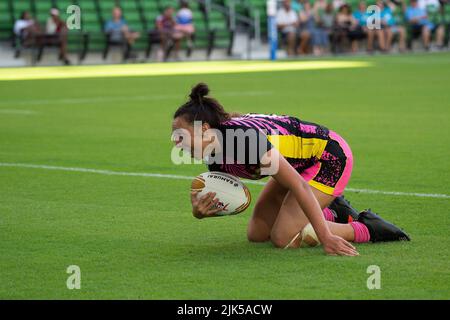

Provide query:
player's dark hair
left=173, top=83, right=232, bottom=128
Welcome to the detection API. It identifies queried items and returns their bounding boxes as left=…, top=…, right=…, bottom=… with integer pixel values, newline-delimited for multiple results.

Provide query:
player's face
left=171, top=117, right=212, bottom=159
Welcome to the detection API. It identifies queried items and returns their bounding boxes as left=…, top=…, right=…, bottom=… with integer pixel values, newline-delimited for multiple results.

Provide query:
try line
left=0, top=162, right=448, bottom=199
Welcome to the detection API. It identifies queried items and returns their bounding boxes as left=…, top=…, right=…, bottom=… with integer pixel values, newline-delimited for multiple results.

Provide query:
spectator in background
left=299, top=1, right=329, bottom=55
left=312, top=0, right=333, bottom=55
left=405, top=0, right=444, bottom=49
left=175, top=0, right=195, bottom=49
left=314, top=0, right=329, bottom=11
left=353, top=1, right=385, bottom=52
left=333, top=0, right=347, bottom=9
left=379, top=0, right=406, bottom=52
left=418, top=0, right=441, bottom=10
left=105, top=7, right=140, bottom=48
left=298, top=2, right=315, bottom=54
left=276, top=0, right=301, bottom=56
left=417, top=0, right=445, bottom=46
left=46, top=8, right=70, bottom=65
left=156, top=6, right=184, bottom=60
left=13, top=11, right=40, bottom=46
left=320, top=2, right=336, bottom=29
left=334, top=4, right=360, bottom=53
left=291, top=0, right=303, bottom=12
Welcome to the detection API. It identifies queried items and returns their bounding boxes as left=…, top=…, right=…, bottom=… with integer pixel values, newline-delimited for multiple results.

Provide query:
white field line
left=0, top=91, right=273, bottom=107
left=0, top=162, right=449, bottom=199
left=0, top=109, right=38, bottom=115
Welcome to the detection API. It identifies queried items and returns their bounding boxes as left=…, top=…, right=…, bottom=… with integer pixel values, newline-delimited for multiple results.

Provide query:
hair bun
left=189, top=83, right=209, bottom=102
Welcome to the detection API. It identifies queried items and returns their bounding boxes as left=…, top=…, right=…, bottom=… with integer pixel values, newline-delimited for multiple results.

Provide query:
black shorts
left=411, top=24, right=423, bottom=38
left=348, top=27, right=366, bottom=41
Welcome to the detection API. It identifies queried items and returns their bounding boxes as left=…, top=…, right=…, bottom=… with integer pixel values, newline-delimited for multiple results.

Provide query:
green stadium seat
left=205, top=6, right=234, bottom=54
left=33, top=0, right=54, bottom=25
left=97, top=0, right=119, bottom=25
left=75, top=0, right=104, bottom=52
left=139, top=0, right=161, bottom=29
left=11, top=0, right=33, bottom=21
left=0, top=0, right=13, bottom=41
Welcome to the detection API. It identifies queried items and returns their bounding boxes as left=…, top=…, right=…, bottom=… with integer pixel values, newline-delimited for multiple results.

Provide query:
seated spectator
left=353, top=1, right=386, bottom=52
left=291, top=0, right=303, bottom=13
left=379, top=0, right=406, bottom=52
left=175, top=0, right=195, bottom=47
left=418, top=0, right=441, bottom=10
left=333, top=0, right=347, bottom=10
left=314, top=0, right=329, bottom=12
left=316, top=2, right=336, bottom=52
left=299, top=1, right=329, bottom=55
left=320, top=2, right=336, bottom=30
left=334, top=4, right=361, bottom=53
left=405, top=0, right=444, bottom=49
left=13, top=11, right=40, bottom=46
left=312, top=0, right=333, bottom=55
left=417, top=0, right=445, bottom=45
left=156, top=6, right=184, bottom=60
left=276, top=0, right=302, bottom=56
left=105, top=7, right=140, bottom=49
left=298, top=2, right=315, bottom=54
left=46, top=8, right=70, bottom=65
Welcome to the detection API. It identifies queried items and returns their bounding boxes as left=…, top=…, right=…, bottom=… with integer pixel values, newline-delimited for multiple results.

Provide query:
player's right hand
left=190, top=191, right=222, bottom=219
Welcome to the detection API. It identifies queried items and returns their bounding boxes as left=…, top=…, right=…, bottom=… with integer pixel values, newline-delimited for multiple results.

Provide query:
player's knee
left=247, top=218, right=270, bottom=243
left=270, top=229, right=290, bottom=248
left=247, top=231, right=269, bottom=243
left=270, top=228, right=303, bottom=249
left=270, top=234, right=289, bottom=248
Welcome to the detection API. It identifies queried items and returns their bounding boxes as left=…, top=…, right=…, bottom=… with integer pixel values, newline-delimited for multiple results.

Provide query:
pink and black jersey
left=207, top=113, right=354, bottom=197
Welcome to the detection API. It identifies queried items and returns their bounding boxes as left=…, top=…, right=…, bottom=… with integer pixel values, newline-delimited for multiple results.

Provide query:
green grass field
left=0, top=53, right=449, bottom=299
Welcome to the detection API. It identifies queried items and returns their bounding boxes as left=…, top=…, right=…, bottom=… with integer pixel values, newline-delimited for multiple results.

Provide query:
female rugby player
left=172, top=83, right=409, bottom=256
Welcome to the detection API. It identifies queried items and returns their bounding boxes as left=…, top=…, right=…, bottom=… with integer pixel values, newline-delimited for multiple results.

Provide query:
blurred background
left=0, top=0, right=449, bottom=66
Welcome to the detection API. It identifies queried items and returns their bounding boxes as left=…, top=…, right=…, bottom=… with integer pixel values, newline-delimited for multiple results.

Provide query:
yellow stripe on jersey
left=267, top=135, right=328, bottom=159
left=308, top=180, right=335, bottom=195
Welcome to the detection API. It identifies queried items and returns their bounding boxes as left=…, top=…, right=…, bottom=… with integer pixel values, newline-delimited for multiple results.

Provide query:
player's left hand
left=322, top=234, right=359, bottom=256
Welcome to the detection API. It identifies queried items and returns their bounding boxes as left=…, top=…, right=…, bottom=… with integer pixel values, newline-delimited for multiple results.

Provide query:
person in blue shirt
left=379, top=0, right=406, bottom=51
left=104, top=7, right=140, bottom=46
left=291, top=0, right=304, bottom=13
left=352, top=1, right=386, bottom=52
left=405, top=0, right=444, bottom=49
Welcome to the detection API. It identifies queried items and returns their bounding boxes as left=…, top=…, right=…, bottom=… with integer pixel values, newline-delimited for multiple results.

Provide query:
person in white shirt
left=333, top=0, right=347, bottom=10
left=276, top=0, right=301, bottom=56
left=45, top=8, right=71, bottom=65
left=417, top=0, right=440, bottom=10
left=13, top=11, right=39, bottom=43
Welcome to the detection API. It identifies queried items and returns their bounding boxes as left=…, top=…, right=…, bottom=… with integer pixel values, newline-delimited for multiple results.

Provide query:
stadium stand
left=1, top=0, right=237, bottom=63
left=1, top=0, right=449, bottom=65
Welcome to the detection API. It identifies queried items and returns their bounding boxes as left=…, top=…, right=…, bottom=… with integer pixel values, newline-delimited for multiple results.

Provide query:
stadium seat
left=76, top=0, right=104, bottom=53
left=203, top=3, right=234, bottom=55
left=0, top=0, right=13, bottom=41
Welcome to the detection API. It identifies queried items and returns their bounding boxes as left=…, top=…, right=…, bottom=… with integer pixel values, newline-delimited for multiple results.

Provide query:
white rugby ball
left=191, top=172, right=251, bottom=216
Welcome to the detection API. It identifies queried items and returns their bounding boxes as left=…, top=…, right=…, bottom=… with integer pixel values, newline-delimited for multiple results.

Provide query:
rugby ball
left=191, top=172, right=251, bottom=216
